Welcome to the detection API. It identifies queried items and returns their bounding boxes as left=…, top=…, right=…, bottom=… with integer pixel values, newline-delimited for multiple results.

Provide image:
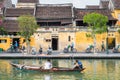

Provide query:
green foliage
left=0, top=17, right=7, bottom=35
left=83, top=13, right=108, bottom=53
left=18, top=15, right=39, bottom=39
left=86, top=33, right=92, bottom=37
left=118, top=29, right=120, bottom=34
left=18, top=15, right=39, bottom=54
left=0, top=27, right=7, bottom=35
left=83, top=12, right=108, bottom=36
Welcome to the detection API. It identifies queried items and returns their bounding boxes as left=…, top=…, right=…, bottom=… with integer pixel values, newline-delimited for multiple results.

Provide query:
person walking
left=101, top=42, right=105, bottom=52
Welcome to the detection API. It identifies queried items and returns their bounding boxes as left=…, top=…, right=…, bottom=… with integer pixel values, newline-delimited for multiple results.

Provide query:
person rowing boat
left=73, top=60, right=83, bottom=69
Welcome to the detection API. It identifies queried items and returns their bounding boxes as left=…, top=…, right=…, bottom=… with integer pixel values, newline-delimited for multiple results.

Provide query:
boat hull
left=10, top=63, right=85, bottom=72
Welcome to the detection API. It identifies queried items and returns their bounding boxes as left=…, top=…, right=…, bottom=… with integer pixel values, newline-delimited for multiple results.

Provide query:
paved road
left=0, top=51, right=120, bottom=59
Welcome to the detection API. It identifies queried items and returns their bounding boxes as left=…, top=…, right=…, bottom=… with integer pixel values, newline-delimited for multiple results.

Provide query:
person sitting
left=74, top=60, right=83, bottom=69
left=31, top=47, right=36, bottom=55
left=47, top=47, right=52, bottom=55
left=39, top=47, right=43, bottom=54
left=44, top=59, right=52, bottom=69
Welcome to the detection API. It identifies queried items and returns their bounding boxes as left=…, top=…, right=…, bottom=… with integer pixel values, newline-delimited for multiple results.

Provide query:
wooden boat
left=10, top=63, right=85, bottom=72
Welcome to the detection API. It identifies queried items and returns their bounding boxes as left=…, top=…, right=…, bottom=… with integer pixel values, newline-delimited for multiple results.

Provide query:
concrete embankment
left=0, top=52, right=120, bottom=59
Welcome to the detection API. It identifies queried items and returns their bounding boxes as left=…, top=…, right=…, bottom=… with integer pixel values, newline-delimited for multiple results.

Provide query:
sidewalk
left=0, top=52, right=120, bottom=59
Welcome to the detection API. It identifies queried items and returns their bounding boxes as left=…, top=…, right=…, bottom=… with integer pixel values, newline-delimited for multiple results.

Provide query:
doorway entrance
left=12, top=38, right=20, bottom=48
left=108, top=38, right=116, bottom=49
left=52, top=37, right=58, bottom=50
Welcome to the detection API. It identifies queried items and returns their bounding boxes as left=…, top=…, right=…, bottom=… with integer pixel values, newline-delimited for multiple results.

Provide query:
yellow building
left=73, top=0, right=120, bottom=52
left=0, top=36, right=35, bottom=51
left=1, top=0, right=120, bottom=53
left=109, top=0, right=120, bottom=26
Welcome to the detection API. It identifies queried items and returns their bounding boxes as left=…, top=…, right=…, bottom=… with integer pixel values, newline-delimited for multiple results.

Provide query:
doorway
left=52, top=38, right=58, bottom=50
left=12, top=38, right=20, bottom=47
left=108, top=38, right=116, bottom=49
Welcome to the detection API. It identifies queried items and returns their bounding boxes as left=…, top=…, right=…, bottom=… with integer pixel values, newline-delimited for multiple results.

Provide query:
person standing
left=21, top=42, right=25, bottom=53
left=101, top=41, right=105, bottom=52
left=14, top=41, right=18, bottom=52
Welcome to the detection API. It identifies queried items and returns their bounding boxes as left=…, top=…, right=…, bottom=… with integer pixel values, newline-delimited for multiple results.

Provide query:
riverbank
left=0, top=52, right=120, bottom=59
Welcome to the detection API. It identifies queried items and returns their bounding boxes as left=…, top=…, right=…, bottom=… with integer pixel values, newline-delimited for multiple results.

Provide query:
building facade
left=0, top=0, right=120, bottom=52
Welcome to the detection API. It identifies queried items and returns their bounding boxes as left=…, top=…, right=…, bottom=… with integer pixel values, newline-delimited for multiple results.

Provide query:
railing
left=76, top=26, right=120, bottom=32
left=108, top=26, right=120, bottom=32
left=38, top=26, right=120, bottom=32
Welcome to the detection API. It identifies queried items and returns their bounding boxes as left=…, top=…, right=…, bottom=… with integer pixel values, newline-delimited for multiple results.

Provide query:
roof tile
left=3, top=20, right=19, bottom=32
left=36, top=4, right=72, bottom=19
left=75, top=8, right=116, bottom=20
left=18, top=0, right=39, bottom=3
left=5, top=8, right=34, bottom=17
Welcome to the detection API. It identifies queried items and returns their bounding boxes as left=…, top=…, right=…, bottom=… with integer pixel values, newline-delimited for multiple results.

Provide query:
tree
left=83, top=13, right=108, bottom=53
left=0, top=17, right=7, bottom=35
left=118, top=29, right=120, bottom=34
left=0, top=27, right=7, bottom=35
left=18, top=15, right=39, bottom=54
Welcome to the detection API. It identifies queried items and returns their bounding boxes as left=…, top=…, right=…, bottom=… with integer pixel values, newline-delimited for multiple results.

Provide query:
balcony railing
left=37, top=26, right=120, bottom=32
left=76, top=26, right=120, bottom=32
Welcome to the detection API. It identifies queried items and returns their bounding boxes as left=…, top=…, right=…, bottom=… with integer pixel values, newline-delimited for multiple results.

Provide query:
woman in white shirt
left=44, top=59, right=52, bottom=69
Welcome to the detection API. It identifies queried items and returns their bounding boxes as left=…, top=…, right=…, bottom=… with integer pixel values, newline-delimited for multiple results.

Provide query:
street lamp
left=106, top=27, right=109, bottom=54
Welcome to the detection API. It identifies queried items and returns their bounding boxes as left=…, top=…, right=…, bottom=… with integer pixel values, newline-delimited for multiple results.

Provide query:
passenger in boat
left=44, top=59, right=52, bottom=69
left=74, top=60, right=83, bottom=69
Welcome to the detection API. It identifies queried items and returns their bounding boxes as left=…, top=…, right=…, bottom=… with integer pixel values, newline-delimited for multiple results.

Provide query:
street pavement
left=0, top=51, right=120, bottom=59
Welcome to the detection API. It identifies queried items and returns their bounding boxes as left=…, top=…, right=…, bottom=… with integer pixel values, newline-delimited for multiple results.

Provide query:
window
left=46, top=39, right=51, bottom=42
left=0, top=39, right=7, bottom=43
left=68, top=36, right=71, bottom=42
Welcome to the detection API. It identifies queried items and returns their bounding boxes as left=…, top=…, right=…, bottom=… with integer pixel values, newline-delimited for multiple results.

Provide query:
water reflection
left=0, top=59, right=120, bottom=80
left=44, top=74, right=51, bottom=80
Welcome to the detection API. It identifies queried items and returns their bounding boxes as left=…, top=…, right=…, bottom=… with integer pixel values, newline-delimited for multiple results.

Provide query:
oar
left=70, top=53, right=75, bottom=68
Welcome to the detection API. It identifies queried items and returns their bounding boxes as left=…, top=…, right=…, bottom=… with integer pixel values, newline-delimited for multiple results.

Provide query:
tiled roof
left=74, top=8, right=117, bottom=20
left=0, top=14, right=3, bottom=17
left=111, top=0, right=120, bottom=9
left=3, top=20, right=19, bottom=32
left=86, top=5, right=99, bottom=9
left=5, top=8, right=34, bottom=17
left=0, top=2, right=3, bottom=8
left=18, top=0, right=39, bottom=3
left=35, top=4, right=73, bottom=24
left=100, top=0, right=109, bottom=9
left=0, top=0, right=4, bottom=2
left=36, top=4, right=73, bottom=19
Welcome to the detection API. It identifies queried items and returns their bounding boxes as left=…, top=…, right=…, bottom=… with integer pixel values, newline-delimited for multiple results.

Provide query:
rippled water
left=0, top=59, right=120, bottom=80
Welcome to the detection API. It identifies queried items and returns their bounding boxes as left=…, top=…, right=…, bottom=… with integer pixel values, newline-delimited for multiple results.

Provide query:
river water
left=0, top=59, right=120, bottom=80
